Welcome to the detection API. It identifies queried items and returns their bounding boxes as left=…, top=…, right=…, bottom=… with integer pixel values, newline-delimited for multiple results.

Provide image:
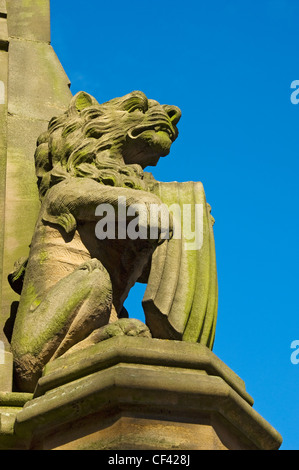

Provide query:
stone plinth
left=10, top=337, right=282, bottom=450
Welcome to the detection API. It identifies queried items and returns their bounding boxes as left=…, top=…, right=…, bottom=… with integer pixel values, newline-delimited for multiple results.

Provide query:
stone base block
left=10, top=337, right=282, bottom=450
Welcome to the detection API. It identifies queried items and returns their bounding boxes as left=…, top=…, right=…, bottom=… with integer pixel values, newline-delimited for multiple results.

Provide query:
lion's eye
left=128, top=105, right=145, bottom=113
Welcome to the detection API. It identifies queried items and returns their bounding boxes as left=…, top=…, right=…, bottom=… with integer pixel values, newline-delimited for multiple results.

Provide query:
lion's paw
left=105, top=318, right=152, bottom=339
left=62, top=318, right=152, bottom=357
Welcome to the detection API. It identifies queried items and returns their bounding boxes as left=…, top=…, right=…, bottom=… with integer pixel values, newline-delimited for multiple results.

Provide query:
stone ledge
left=36, top=336, right=253, bottom=405
left=0, top=391, right=33, bottom=450
left=11, top=337, right=282, bottom=450
left=0, top=392, right=33, bottom=406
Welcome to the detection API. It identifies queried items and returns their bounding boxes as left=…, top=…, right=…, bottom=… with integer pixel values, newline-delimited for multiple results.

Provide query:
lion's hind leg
left=11, top=258, right=113, bottom=392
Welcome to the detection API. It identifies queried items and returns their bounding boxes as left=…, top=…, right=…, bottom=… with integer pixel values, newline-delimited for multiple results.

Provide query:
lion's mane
left=34, top=91, right=153, bottom=199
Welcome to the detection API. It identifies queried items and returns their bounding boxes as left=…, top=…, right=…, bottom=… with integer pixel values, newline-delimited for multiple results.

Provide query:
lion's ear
left=70, top=92, right=97, bottom=113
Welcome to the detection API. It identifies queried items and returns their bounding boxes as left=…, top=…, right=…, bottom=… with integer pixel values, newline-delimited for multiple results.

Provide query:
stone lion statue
left=9, top=90, right=218, bottom=393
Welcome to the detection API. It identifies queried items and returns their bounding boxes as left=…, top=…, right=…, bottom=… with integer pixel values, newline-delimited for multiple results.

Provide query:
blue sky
left=51, top=0, right=299, bottom=450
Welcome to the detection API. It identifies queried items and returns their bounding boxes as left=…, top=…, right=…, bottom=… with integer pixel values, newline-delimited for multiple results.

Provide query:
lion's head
left=35, top=91, right=181, bottom=198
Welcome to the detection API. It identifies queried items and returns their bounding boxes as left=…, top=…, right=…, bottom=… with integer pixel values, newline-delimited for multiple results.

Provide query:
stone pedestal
left=9, top=337, right=282, bottom=450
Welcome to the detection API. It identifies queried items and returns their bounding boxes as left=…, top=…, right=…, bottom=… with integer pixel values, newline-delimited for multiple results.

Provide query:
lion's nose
left=163, top=105, right=181, bottom=126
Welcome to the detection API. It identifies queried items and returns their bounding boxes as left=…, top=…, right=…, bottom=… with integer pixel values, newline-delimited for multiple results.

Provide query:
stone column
left=0, top=0, right=72, bottom=391
left=0, top=0, right=11, bottom=392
